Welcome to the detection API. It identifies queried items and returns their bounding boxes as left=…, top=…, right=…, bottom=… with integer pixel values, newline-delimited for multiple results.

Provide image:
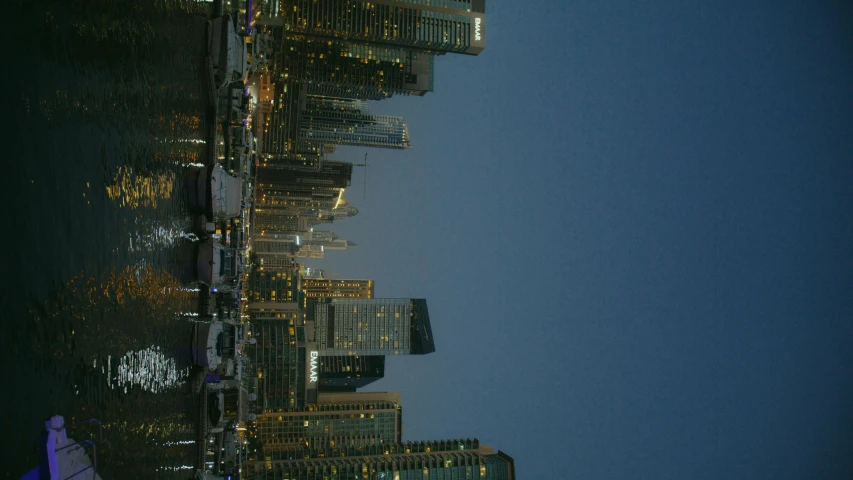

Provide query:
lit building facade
left=276, top=33, right=435, bottom=100
left=246, top=302, right=302, bottom=412
left=256, top=253, right=298, bottom=272
left=255, top=391, right=401, bottom=452
left=302, top=278, right=374, bottom=299
left=278, top=0, right=487, bottom=56
left=308, top=298, right=435, bottom=356
left=247, top=268, right=301, bottom=303
left=259, top=152, right=324, bottom=172
left=253, top=213, right=311, bottom=234
left=256, top=160, right=353, bottom=193
left=246, top=439, right=515, bottom=480
left=300, top=266, right=326, bottom=279
left=299, top=96, right=411, bottom=149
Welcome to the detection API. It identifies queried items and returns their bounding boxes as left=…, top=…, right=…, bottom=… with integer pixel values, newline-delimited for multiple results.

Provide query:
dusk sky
left=304, top=1, right=853, bottom=477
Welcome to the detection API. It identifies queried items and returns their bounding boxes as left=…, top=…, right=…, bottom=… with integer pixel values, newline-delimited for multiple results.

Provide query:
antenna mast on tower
left=352, top=153, right=369, bottom=200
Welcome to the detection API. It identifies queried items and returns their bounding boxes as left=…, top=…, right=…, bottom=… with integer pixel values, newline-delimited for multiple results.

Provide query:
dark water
left=5, top=0, right=215, bottom=477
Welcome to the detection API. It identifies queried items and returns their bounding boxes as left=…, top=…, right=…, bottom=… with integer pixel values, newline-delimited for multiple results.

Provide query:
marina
left=10, top=0, right=262, bottom=478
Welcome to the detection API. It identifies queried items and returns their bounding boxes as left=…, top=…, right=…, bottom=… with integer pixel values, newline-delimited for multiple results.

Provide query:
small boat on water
left=194, top=238, right=238, bottom=288
left=20, top=416, right=105, bottom=480
left=189, top=164, right=243, bottom=221
left=209, top=15, right=248, bottom=90
left=192, top=320, right=240, bottom=373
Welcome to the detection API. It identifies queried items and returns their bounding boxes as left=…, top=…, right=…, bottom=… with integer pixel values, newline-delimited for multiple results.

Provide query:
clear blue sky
left=305, top=1, right=853, bottom=477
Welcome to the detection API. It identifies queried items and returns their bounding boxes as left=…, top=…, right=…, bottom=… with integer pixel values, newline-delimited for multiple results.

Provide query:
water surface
left=6, top=0, right=215, bottom=477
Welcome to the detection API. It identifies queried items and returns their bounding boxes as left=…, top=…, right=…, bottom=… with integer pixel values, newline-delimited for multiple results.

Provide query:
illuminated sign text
left=309, top=351, right=319, bottom=382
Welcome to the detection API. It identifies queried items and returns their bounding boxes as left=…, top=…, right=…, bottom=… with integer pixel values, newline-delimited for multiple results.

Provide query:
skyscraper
left=295, top=231, right=358, bottom=258
left=246, top=438, right=515, bottom=480
left=275, top=33, right=435, bottom=100
left=255, top=253, right=298, bottom=272
left=317, top=354, right=386, bottom=391
left=278, top=0, right=487, bottom=56
left=253, top=213, right=311, bottom=235
left=259, top=152, right=324, bottom=172
left=256, top=160, right=353, bottom=192
left=254, top=189, right=358, bottom=226
left=308, top=298, right=434, bottom=356
left=255, top=391, right=402, bottom=453
left=302, top=278, right=375, bottom=299
left=247, top=268, right=301, bottom=303
left=246, top=302, right=302, bottom=412
left=299, top=96, right=411, bottom=149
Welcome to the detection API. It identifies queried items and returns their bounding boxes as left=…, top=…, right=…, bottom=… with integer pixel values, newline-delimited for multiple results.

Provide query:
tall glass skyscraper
left=246, top=302, right=302, bottom=412
left=299, top=96, right=411, bottom=149
left=278, top=0, right=487, bottom=56
left=276, top=33, right=435, bottom=100
left=246, top=438, right=515, bottom=480
left=309, top=298, right=434, bottom=356
left=247, top=269, right=300, bottom=303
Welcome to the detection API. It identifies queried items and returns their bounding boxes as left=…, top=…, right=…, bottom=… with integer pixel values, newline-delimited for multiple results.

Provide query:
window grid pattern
left=315, top=299, right=412, bottom=356
left=299, top=95, right=411, bottom=149
left=303, top=278, right=374, bottom=299
left=256, top=400, right=401, bottom=451
left=280, top=0, right=477, bottom=54
left=246, top=439, right=514, bottom=480
left=247, top=314, right=300, bottom=412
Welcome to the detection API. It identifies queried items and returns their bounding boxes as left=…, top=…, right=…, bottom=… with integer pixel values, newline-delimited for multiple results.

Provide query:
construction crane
left=351, top=153, right=369, bottom=200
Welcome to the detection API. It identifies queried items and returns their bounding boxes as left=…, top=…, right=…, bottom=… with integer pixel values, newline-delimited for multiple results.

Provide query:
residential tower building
left=307, top=298, right=434, bottom=356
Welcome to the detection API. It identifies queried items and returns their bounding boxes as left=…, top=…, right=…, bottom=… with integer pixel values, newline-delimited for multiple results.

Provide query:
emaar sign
left=470, top=15, right=485, bottom=48
left=309, top=351, right=319, bottom=383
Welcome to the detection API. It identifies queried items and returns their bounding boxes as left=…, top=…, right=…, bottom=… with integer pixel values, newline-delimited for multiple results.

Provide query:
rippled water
left=5, top=0, right=215, bottom=477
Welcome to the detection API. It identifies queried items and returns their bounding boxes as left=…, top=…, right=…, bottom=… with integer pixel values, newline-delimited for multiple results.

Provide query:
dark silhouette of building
left=317, top=355, right=385, bottom=391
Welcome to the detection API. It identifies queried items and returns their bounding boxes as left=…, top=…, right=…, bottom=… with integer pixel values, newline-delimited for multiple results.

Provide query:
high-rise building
left=278, top=0, right=487, bottom=56
left=277, top=33, right=435, bottom=100
left=302, top=278, right=374, bottom=299
left=254, top=163, right=359, bottom=231
left=255, top=391, right=402, bottom=452
left=308, top=298, right=435, bottom=356
left=259, top=152, right=324, bottom=172
left=255, top=253, right=298, bottom=272
left=256, top=160, right=353, bottom=192
left=259, top=78, right=303, bottom=156
left=299, top=96, right=411, bottom=149
left=246, top=438, right=515, bottom=480
left=317, top=355, right=385, bottom=391
left=295, top=236, right=358, bottom=259
left=246, top=302, right=302, bottom=412
left=253, top=213, right=311, bottom=235
left=300, top=266, right=326, bottom=279
left=247, top=268, right=301, bottom=303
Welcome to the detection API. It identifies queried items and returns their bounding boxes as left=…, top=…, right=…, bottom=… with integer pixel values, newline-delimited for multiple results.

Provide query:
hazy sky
left=304, top=1, right=853, bottom=477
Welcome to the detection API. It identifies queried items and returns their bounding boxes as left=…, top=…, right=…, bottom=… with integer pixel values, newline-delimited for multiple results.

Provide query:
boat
left=189, top=164, right=243, bottom=221
left=209, top=15, right=248, bottom=90
left=192, top=320, right=239, bottom=373
left=20, top=416, right=106, bottom=480
left=194, top=238, right=238, bottom=288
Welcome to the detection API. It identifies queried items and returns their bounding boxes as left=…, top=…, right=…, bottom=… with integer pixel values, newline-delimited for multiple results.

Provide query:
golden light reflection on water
left=27, top=265, right=200, bottom=476
left=106, top=165, right=175, bottom=209
left=30, top=264, right=195, bottom=360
